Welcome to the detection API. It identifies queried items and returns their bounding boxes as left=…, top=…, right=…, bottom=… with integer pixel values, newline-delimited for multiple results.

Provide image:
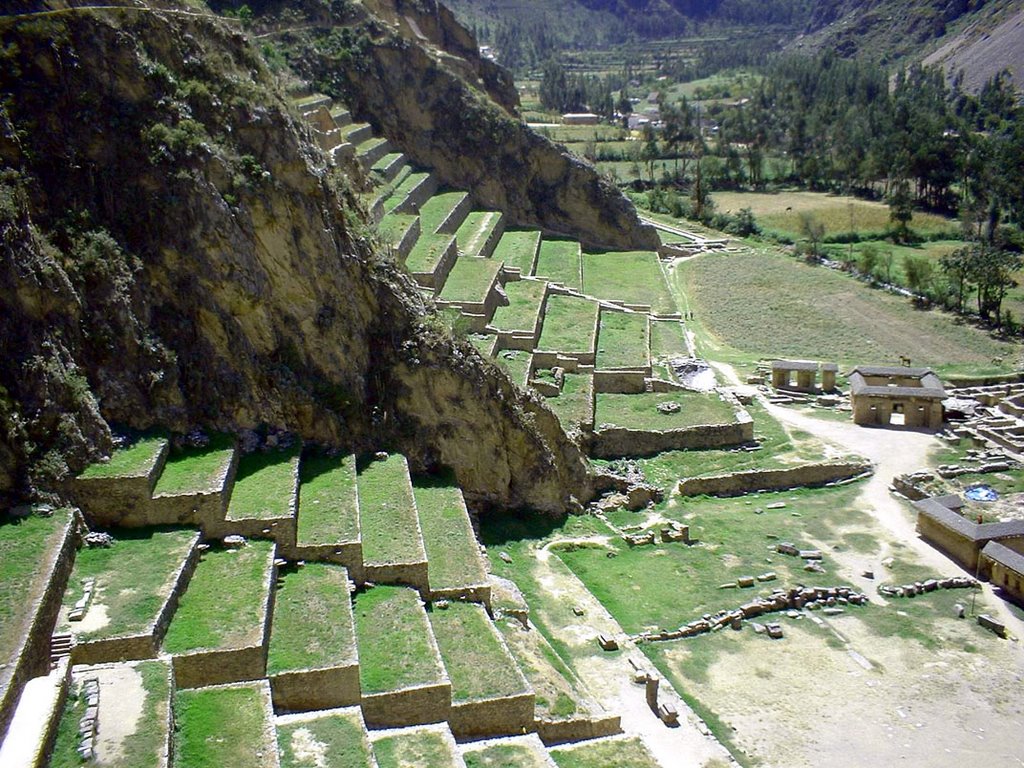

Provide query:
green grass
left=384, top=170, right=431, bottom=213
left=405, top=232, right=455, bottom=275
left=542, top=372, right=594, bottom=431
left=490, top=279, right=547, bottom=333
left=550, top=737, right=661, bottom=768
left=62, top=528, right=196, bottom=640
left=464, top=742, right=551, bottom=768
left=297, top=453, right=360, bottom=546
left=174, top=683, right=272, bottom=768
left=379, top=212, right=418, bottom=246
left=412, top=476, right=488, bottom=591
left=438, top=256, right=502, bottom=303
left=456, top=210, right=503, bottom=258
left=78, top=433, right=167, bottom=479
left=162, top=541, right=273, bottom=654
left=493, top=229, right=541, bottom=274
left=277, top=709, right=374, bottom=768
left=595, top=391, right=736, bottom=431
left=427, top=601, right=528, bottom=702
left=596, top=310, right=649, bottom=370
left=226, top=446, right=299, bottom=521
left=353, top=586, right=445, bottom=694
left=535, top=239, right=582, bottom=291
left=583, top=251, right=676, bottom=315
left=649, top=319, right=688, bottom=360
left=356, top=454, right=425, bottom=566
left=152, top=434, right=235, bottom=496
left=372, top=728, right=458, bottom=768
left=494, top=349, right=532, bottom=387
left=268, top=563, right=356, bottom=675
left=419, top=191, right=468, bottom=234
left=537, top=295, right=599, bottom=355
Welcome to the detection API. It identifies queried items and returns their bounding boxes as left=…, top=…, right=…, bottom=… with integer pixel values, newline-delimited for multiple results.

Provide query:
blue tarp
left=965, top=485, right=999, bottom=502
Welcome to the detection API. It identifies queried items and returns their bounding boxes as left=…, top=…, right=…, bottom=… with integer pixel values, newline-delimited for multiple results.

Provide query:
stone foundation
left=536, top=713, right=622, bottom=745
left=676, top=461, right=872, bottom=497
left=590, top=420, right=753, bottom=459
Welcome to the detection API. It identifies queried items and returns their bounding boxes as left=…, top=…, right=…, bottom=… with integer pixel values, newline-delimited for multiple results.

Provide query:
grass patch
left=405, top=232, right=455, bottom=276
left=583, top=251, right=676, bottom=314
left=78, top=433, right=167, bottom=479
left=62, top=527, right=196, bottom=640
left=383, top=170, right=430, bottom=213
left=428, top=601, right=528, bottom=702
left=226, top=446, right=299, bottom=521
left=550, top=737, right=661, bottom=768
left=277, top=709, right=374, bottom=768
left=456, top=210, right=503, bottom=258
left=493, top=229, right=541, bottom=274
left=419, top=191, right=467, bottom=234
left=174, top=683, right=272, bottom=768
left=595, top=391, right=736, bottom=431
left=297, top=453, right=360, bottom=546
left=464, top=742, right=550, bottom=768
left=491, top=279, right=547, bottom=333
left=162, top=541, right=273, bottom=654
left=412, top=476, right=487, bottom=591
left=372, top=728, right=457, bottom=768
left=537, top=295, right=599, bottom=355
left=535, top=239, right=582, bottom=291
left=597, top=310, right=649, bottom=369
left=353, top=586, right=445, bottom=694
left=152, top=434, right=235, bottom=497
left=542, top=372, right=594, bottom=431
left=494, top=349, right=532, bottom=387
left=356, top=454, right=425, bottom=566
left=650, top=319, right=688, bottom=360
left=268, top=563, right=356, bottom=675
left=379, top=212, right=418, bottom=246
left=439, top=256, right=502, bottom=303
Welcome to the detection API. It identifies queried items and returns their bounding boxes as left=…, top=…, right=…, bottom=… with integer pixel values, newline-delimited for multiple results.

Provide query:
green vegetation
left=405, top=232, right=455, bottom=275
left=456, top=210, right=503, bottom=258
left=268, top=564, right=356, bottom=675
left=379, top=212, right=418, bottom=246
left=493, top=229, right=541, bottom=274
left=356, top=454, right=425, bottom=566
left=297, top=453, right=360, bottom=546
left=542, top=372, right=594, bottom=431
left=427, top=601, right=528, bottom=702
left=596, top=310, right=649, bottom=369
left=490, top=279, right=547, bottom=333
left=353, top=586, right=445, bottom=694
left=152, top=434, right=235, bottom=496
left=419, top=191, right=468, bottom=234
left=550, top=737, right=661, bottom=768
left=535, top=239, right=582, bottom=291
left=464, top=742, right=550, bottom=768
left=162, top=541, right=273, bottom=654
left=62, top=528, right=196, bottom=640
left=384, top=170, right=431, bottom=214
left=595, top=391, right=735, bottom=431
left=494, top=349, right=532, bottom=387
left=78, top=434, right=167, bottom=479
left=372, top=728, right=458, bottom=768
left=226, top=446, right=299, bottom=521
left=174, top=683, right=273, bottom=768
left=412, top=477, right=487, bottom=591
left=649, top=319, right=688, bottom=376
left=536, top=295, right=599, bottom=354
left=439, top=257, right=502, bottom=303
left=277, top=709, right=374, bottom=768
left=583, top=251, right=676, bottom=315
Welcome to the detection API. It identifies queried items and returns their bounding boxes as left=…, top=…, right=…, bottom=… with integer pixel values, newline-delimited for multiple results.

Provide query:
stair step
left=380, top=213, right=421, bottom=263
left=371, top=151, right=408, bottom=184
left=387, top=171, right=437, bottom=216
left=357, top=137, right=393, bottom=170
left=330, top=106, right=352, bottom=126
left=295, top=93, right=332, bottom=115
left=493, top=228, right=543, bottom=276
left=461, top=734, right=554, bottom=768
left=420, top=191, right=470, bottom=236
left=294, top=453, right=362, bottom=570
left=455, top=210, right=506, bottom=260
left=150, top=435, right=238, bottom=530
left=412, top=481, right=490, bottom=604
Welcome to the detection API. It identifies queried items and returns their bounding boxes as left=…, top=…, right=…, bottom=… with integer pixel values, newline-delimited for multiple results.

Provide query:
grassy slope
left=493, top=229, right=541, bottom=274
left=226, top=446, right=299, bottom=521
left=412, top=478, right=487, bottom=590
left=494, top=349, right=532, bottom=387
left=583, top=251, right=677, bottom=315
left=174, top=684, right=272, bottom=768
left=535, top=239, right=582, bottom=291
left=78, top=434, right=167, bottom=479
left=596, top=310, right=649, bottom=369
left=419, top=191, right=467, bottom=233
left=356, top=454, right=425, bottom=566
left=439, top=257, right=501, bottom=303
left=406, top=233, right=455, bottom=274
left=277, top=709, right=374, bottom=768
left=297, top=453, right=360, bottom=546
left=595, top=391, right=736, bottom=431
left=537, top=295, right=599, bottom=354
left=550, top=737, right=661, bottom=768
left=152, top=434, right=235, bottom=496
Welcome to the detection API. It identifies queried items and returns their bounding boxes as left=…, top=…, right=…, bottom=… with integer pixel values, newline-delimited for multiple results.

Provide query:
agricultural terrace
left=583, top=251, right=676, bottom=315
left=419, top=191, right=468, bottom=234
left=427, top=601, right=529, bottom=703
left=411, top=478, right=487, bottom=591
left=379, top=213, right=417, bottom=245
left=277, top=709, right=375, bottom=768
left=439, top=257, right=502, bottom=304
left=494, top=617, right=583, bottom=721
left=456, top=211, right=503, bottom=258
left=267, top=564, right=356, bottom=675
left=595, top=391, right=736, bottom=431
left=296, top=453, right=360, bottom=547
left=536, top=295, right=599, bottom=355
left=550, top=736, right=661, bottom=768
left=226, top=447, right=300, bottom=522
left=151, top=435, right=236, bottom=497
left=173, top=682, right=275, bottom=768
left=649, top=319, right=688, bottom=360
left=384, top=171, right=431, bottom=214
left=541, top=372, right=594, bottom=431
left=61, top=527, right=197, bottom=640
left=675, top=248, right=1020, bottom=376
left=353, top=586, right=446, bottom=695
left=372, top=727, right=461, bottom=768
left=77, top=434, right=167, bottom=479
left=162, top=541, right=274, bottom=654
left=463, top=739, right=552, bottom=768
left=490, top=279, right=547, bottom=334
left=405, top=233, right=454, bottom=276
left=356, top=454, right=426, bottom=567
left=535, top=239, right=583, bottom=291
left=469, top=334, right=496, bottom=356
left=494, top=349, right=532, bottom=387
left=493, top=229, right=541, bottom=274
left=596, top=311, right=650, bottom=370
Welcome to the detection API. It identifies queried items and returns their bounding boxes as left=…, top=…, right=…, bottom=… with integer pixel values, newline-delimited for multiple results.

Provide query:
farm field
left=541, top=372, right=594, bottom=431
left=277, top=708, right=375, bottom=768
left=490, top=278, right=546, bottom=333
left=174, top=682, right=275, bottom=768
left=596, top=310, right=649, bottom=370
left=412, top=477, right=488, bottom=591
left=226, top=446, right=299, bottom=521
left=152, top=434, right=235, bottom=497
left=439, top=257, right=501, bottom=303
left=493, top=228, right=541, bottom=274
left=356, top=454, right=425, bottom=567
left=583, top=250, right=676, bottom=314
left=296, top=453, right=360, bottom=547
left=493, top=349, right=532, bottom=387
left=595, top=391, right=736, bottom=431
left=77, top=433, right=166, bottom=479
left=536, top=295, right=599, bottom=355
left=372, top=726, right=460, bottom=768
left=535, top=239, right=583, bottom=291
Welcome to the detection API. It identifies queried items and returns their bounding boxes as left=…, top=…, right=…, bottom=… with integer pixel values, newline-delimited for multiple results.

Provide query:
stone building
left=915, top=494, right=1024, bottom=575
left=849, top=366, right=945, bottom=429
left=770, top=360, right=838, bottom=393
left=981, top=542, right=1024, bottom=604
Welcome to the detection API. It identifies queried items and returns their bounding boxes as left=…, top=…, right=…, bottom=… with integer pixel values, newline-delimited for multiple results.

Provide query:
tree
left=799, top=213, right=825, bottom=259
left=888, top=178, right=914, bottom=243
left=858, top=243, right=880, bottom=279
left=903, top=255, right=934, bottom=303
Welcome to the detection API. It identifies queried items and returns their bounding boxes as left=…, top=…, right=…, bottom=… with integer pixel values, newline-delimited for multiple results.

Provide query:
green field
left=78, top=434, right=167, bottom=480
left=494, top=349, right=532, bottom=387
left=464, top=741, right=551, bottom=768
left=535, top=239, right=583, bottom=291
left=596, top=310, right=649, bottom=370
left=550, top=736, right=661, bottom=768
left=268, top=564, right=356, bottom=675
left=537, top=295, right=599, bottom=355
left=226, top=446, right=299, bottom=521
left=595, top=391, right=736, bottom=431
left=152, top=434, right=235, bottom=496
left=542, top=372, right=594, bottom=431
left=277, top=709, right=374, bottom=768
left=405, top=232, right=455, bottom=275
left=372, top=727, right=459, bottom=768
left=296, top=453, right=360, bottom=547
left=353, top=586, right=446, bottom=694
left=583, top=251, right=676, bottom=315
left=174, top=683, right=274, bottom=768
left=412, top=477, right=488, bottom=591
left=419, top=191, right=468, bottom=234
left=356, top=454, right=425, bottom=566
left=439, top=256, right=501, bottom=303
left=490, top=279, right=547, bottom=333
left=162, top=541, right=273, bottom=654
left=493, top=229, right=541, bottom=274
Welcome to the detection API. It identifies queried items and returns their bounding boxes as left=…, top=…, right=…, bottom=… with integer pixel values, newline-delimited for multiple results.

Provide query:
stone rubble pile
left=877, top=576, right=978, bottom=598
left=77, top=677, right=100, bottom=761
left=68, top=578, right=96, bottom=622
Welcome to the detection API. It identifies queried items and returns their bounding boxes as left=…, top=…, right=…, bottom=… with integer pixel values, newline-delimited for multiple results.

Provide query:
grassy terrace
left=405, top=232, right=455, bottom=275
left=226, top=446, right=299, bottom=521
left=372, top=151, right=404, bottom=174
left=491, top=279, right=547, bottom=333
left=379, top=212, right=417, bottom=245
left=151, top=434, right=235, bottom=497
left=372, top=728, right=460, bottom=768
left=419, top=191, right=468, bottom=234
left=456, top=211, right=502, bottom=258
left=650, top=319, right=688, bottom=360
left=384, top=170, right=431, bottom=213
left=583, top=251, right=676, bottom=315
left=438, top=257, right=502, bottom=303
left=356, top=454, right=426, bottom=566
left=0, top=511, right=69, bottom=677
left=278, top=709, right=374, bottom=768
left=550, top=737, right=661, bottom=768
left=494, top=350, right=532, bottom=387
left=464, top=741, right=551, bottom=768
left=493, top=229, right=541, bottom=274
left=536, top=295, right=599, bottom=355
left=61, top=527, right=196, bottom=640
left=535, top=239, right=583, bottom=291
left=174, top=683, right=274, bottom=768
left=412, top=478, right=487, bottom=591
left=297, top=453, right=360, bottom=547
left=162, top=541, right=273, bottom=654
left=268, top=564, right=356, bottom=675
left=77, top=433, right=167, bottom=479
left=596, top=311, right=649, bottom=370
left=595, top=391, right=736, bottom=431
left=428, top=602, right=528, bottom=703
left=542, top=372, right=594, bottom=431
left=353, top=586, right=446, bottom=694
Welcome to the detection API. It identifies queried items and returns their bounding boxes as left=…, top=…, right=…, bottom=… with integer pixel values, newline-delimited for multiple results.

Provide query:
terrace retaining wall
left=148, top=447, right=240, bottom=532
left=676, top=461, right=872, bottom=498
left=68, top=441, right=169, bottom=526
left=394, top=173, right=439, bottom=216
left=593, top=370, right=648, bottom=394
left=448, top=691, right=536, bottom=739
left=363, top=561, right=430, bottom=597
left=590, top=420, right=753, bottom=459
left=429, top=583, right=493, bottom=610
left=270, top=663, right=361, bottom=713
left=360, top=681, right=452, bottom=728
left=536, top=713, right=622, bottom=745
left=290, top=542, right=364, bottom=583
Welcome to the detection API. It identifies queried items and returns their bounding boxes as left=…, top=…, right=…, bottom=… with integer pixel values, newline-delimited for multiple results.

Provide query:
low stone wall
left=69, top=441, right=168, bottom=527
left=145, top=447, right=239, bottom=532
left=363, top=561, right=430, bottom=596
left=361, top=681, right=452, bottom=728
left=437, top=195, right=473, bottom=234
left=647, top=377, right=687, bottom=393
left=536, top=713, right=622, bottom=745
left=269, top=663, right=361, bottom=713
left=493, top=330, right=537, bottom=352
left=676, top=461, right=872, bottom=498
left=593, top=370, right=648, bottom=395
left=429, top=583, right=492, bottom=610
left=590, top=420, right=753, bottom=459
left=207, top=514, right=297, bottom=548
left=394, top=173, right=438, bottom=216
left=25, top=657, right=71, bottom=768
left=289, top=542, right=364, bottom=582
left=394, top=216, right=422, bottom=262
left=448, top=691, right=535, bottom=739
left=533, top=350, right=597, bottom=369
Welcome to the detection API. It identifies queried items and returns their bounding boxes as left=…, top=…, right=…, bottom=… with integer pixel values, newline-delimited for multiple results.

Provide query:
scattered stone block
left=766, top=502, right=786, bottom=509
left=799, top=550, right=823, bottom=560
left=766, top=622, right=784, bottom=639
left=498, top=551, right=513, bottom=564
left=598, top=634, right=619, bottom=651
left=757, top=572, right=777, bottom=582
left=954, top=603, right=966, bottom=619
left=223, top=534, right=247, bottom=548
left=977, top=614, right=1006, bottom=638
left=737, top=576, right=756, bottom=588
left=658, top=701, right=679, bottom=726
left=776, top=542, right=799, bottom=556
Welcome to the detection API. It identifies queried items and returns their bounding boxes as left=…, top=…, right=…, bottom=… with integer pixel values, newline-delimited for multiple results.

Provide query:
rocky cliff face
left=0, top=7, right=591, bottom=511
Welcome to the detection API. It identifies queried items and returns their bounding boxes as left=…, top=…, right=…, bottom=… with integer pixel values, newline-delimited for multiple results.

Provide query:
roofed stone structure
left=849, top=366, right=946, bottom=429
left=981, top=541, right=1024, bottom=604
left=771, top=359, right=838, bottom=393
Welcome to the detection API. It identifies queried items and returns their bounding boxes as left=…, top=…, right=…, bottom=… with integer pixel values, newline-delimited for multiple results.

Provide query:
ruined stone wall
left=68, top=442, right=168, bottom=526
left=535, top=713, right=622, bottom=745
left=676, top=461, right=872, bottom=497
left=429, top=584, right=492, bottom=610
left=269, top=664, right=361, bottom=713
left=589, top=421, right=753, bottom=459
left=360, top=682, right=453, bottom=728
left=448, top=692, right=536, bottom=739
